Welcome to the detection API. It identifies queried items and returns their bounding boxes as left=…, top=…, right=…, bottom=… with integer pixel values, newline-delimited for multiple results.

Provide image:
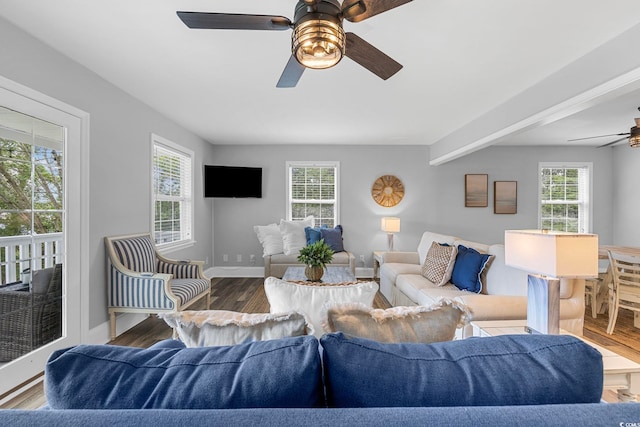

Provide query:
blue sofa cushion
left=320, top=333, right=603, bottom=407
left=45, top=335, right=323, bottom=409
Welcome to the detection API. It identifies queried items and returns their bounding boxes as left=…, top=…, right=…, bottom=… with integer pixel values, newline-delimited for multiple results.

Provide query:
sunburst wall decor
left=371, top=175, right=404, bottom=207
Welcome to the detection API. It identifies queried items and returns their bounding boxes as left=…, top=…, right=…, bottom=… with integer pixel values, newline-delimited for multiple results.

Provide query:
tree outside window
left=152, top=135, right=193, bottom=248
left=288, top=162, right=339, bottom=227
left=539, top=164, right=591, bottom=233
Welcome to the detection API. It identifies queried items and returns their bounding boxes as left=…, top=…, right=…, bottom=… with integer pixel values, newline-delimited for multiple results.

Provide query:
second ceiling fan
left=568, top=108, right=640, bottom=148
left=177, top=0, right=412, bottom=88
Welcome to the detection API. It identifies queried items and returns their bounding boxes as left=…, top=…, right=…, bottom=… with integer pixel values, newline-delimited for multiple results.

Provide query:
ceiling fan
left=176, top=0, right=412, bottom=88
left=568, top=109, right=640, bottom=148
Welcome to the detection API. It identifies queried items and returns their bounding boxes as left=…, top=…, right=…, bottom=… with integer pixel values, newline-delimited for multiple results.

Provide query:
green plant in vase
left=297, top=239, right=334, bottom=282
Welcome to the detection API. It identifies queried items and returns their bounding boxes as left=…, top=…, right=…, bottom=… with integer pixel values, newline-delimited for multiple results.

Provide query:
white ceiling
left=2, top=0, right=640, bottom=158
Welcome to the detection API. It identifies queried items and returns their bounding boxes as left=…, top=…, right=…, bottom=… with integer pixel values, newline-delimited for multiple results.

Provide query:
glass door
left=0, top=83, right=83, bottom=398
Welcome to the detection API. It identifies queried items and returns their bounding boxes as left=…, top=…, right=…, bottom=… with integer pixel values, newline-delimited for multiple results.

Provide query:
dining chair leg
left=607, top=291, right=619, bottom=335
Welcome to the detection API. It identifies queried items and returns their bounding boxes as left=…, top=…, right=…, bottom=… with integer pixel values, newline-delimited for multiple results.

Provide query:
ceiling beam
left=429, top=22, right=640, bottom=166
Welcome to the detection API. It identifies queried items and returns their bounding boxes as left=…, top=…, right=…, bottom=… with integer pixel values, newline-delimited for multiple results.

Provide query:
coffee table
left=282, top=266, right=356, bottom=284
left=471, top=320, right=640, bottom=402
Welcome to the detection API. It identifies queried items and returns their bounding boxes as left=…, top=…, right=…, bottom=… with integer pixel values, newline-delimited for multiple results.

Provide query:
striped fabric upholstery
left=170, top=279, right=211, bottom=306
left=156, top=260, right=200, bottom=279
left=108, top=265, right=175, bottom=309
left=112, top=236, right=156, bottom=273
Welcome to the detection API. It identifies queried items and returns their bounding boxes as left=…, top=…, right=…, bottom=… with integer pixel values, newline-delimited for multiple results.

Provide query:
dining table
left=596, top=245, right=640, bottom=329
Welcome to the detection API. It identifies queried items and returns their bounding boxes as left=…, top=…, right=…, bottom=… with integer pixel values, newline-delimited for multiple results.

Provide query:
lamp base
left=526, top=274, right=560, bottom=335
left=387, top=233, right=394, bottom=251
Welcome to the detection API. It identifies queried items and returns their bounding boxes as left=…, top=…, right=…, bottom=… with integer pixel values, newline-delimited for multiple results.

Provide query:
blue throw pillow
left=450, top=245, right=492, bottom=293
left=320, top=332, right=603, bottom=407
left=45, top=336, right=323, bottom=409
left=304, top=225, right=327, bottom=245
left=321, top=225, right=344, bottom=252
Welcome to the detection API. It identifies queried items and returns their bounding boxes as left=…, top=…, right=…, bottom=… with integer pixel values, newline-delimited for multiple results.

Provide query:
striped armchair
left=104, top=233, right=211, bottom=340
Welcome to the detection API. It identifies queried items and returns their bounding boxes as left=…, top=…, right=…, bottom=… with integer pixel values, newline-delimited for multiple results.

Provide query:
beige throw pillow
left=322, top=299, right=470, bottom=343
left=421, top=241, right=457, bottom=286
left=158, top=310, right=310, bottom=347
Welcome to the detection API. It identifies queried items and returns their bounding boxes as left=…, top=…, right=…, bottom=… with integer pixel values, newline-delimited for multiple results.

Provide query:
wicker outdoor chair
left=105, top=233, right=211, bottom=339
left=0, top=264, right=62, bottom=362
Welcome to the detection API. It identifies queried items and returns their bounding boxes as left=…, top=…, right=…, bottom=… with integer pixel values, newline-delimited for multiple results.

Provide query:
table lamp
left=505, top=229, right=598, bottom=334
left=381, top=217, right=400, bottom=251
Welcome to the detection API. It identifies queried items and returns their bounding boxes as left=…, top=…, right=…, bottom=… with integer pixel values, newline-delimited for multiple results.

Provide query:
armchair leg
left=110, top=311, right=116, bottom=341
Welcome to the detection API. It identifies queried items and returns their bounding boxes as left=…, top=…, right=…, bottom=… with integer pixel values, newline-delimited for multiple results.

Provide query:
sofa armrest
left=381, top=252, right=420, bottom=265
left=264, top=255, right=272, bottom=278
left=454, top=295, right=527, bottom=321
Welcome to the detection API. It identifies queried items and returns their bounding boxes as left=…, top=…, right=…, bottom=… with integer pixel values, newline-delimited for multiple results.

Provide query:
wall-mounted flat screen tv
left=204, top=165, right=262, bottom=198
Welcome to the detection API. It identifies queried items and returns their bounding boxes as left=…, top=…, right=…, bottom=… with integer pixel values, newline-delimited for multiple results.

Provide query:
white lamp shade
left=381, top=217, right=401, bottom=233
left=504, top=230, right=598, bottom=278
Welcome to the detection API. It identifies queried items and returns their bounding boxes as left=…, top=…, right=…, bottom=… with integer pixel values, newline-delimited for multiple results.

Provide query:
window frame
left=286, top=161, right=340, bottom=227
left=151, top=133, right=195, bottom=253
left=537, top=162, right=593, bottom=233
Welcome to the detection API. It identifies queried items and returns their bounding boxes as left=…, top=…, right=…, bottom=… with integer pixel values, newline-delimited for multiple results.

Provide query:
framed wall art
left=494, top=181, right=517, bottom=214
left=464, top=174, right=488, bottom=207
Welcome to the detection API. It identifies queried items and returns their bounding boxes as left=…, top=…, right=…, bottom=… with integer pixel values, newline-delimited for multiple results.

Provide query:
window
left=538, top=162, right=592, bottom=233
left=287, top=161, right=339, bottom=227
left=152, top=134, right=193, bottom=249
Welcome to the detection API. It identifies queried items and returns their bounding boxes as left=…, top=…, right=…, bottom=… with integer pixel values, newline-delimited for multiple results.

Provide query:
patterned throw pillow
left=421, top=241, right=457, bottom=286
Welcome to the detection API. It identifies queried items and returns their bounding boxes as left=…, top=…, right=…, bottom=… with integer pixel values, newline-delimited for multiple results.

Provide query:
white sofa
left=379, top=231, right=586, bottom=337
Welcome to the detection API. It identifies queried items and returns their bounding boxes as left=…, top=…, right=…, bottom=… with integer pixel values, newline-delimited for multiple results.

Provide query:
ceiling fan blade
left=344, top=33, right=402, bottom=80
left=568, top=132, right=629, bottom=142
left=177, top=11, right=291, bottom=30
left=598, top=136, right=629, bottom=148
left=277, top=56, right=305, bottom=88
left=341, top=0, right=412, bottom=23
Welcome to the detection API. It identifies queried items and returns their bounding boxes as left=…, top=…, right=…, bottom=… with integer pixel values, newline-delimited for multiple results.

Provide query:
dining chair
left=584, top=278, right=600, bottom=319
left=606, top=250, right=640, bottom=335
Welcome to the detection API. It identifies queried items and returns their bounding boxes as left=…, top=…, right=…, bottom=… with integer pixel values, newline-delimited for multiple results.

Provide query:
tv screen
left=204, top=165, right=262, bottom=198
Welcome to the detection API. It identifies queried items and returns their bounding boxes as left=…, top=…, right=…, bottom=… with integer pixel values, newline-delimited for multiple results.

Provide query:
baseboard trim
left=86, top=313, right=148, bottom=345
left=0, top=372, right=44, bottom=407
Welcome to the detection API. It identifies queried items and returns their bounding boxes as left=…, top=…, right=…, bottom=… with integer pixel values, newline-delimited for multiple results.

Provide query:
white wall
left=612, top=144, right=640, bottom=246
left=0, top=17, right=216, bottom=330
left=210, top=145, right=438, bottom=269
left=435, top=145, right=614, bottom=244
left=211, top=144, right=614, bottom=270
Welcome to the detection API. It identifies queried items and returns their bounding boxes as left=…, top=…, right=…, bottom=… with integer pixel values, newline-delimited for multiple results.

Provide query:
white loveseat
left=379, top=231, right=586, bottom=337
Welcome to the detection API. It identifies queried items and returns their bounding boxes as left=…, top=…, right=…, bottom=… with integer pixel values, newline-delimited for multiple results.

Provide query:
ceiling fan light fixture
left=293, top=18, right=345, bottom=69
left=629, top=125, right=640, bottom=148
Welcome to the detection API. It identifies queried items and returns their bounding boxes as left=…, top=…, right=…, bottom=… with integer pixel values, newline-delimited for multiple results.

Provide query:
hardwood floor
left=2, top=277, right=639, bottom=409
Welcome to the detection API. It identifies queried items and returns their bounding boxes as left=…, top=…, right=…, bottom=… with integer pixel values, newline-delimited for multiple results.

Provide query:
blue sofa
left=2, top=333, right=639, bottom=426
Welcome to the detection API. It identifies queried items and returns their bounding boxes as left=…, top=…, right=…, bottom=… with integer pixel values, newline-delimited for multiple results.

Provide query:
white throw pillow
left=158, top=310, right=310, bottom=346
left=254, top=223, right=284, bottom=256
left=279, top=216, right=314, bottom=256
left=264, top=276, right=379, bottom=337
